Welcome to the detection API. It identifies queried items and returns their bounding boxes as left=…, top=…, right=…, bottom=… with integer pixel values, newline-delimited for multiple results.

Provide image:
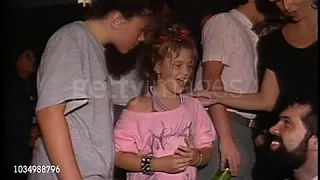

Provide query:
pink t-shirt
left=114, top=96, right=216, bottom=180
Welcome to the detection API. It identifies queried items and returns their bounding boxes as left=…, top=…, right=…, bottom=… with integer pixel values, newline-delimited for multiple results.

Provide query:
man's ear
left=309, top=135, right=318, bottom=152
left=109, top=11, right=126, bottom=30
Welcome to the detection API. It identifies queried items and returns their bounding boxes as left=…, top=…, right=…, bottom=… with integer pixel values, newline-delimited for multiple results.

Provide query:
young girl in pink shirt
left=114, top=24, right=216, bottom=180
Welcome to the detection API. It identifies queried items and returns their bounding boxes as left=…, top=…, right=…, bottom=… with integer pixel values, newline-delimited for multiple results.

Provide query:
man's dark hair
left=289, top=98, right=318, bottom=138
left=87, top=0, right=165, bottom=20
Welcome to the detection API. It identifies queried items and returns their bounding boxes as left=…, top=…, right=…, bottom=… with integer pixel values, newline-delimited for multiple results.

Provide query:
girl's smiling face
left=155, top=47, right=194, bottom=94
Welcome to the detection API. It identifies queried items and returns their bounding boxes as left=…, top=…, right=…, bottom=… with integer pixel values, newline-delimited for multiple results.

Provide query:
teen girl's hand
left=152, top=154, right=192, bottom=174
left=174, top=138, right=200, bottom=166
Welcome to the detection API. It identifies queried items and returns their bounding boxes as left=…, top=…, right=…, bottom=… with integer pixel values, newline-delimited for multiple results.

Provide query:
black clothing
left=4, top=73, right=37, bottom=180
left=255, top=28, right=318, bottom=135
left=261, top=29, right=317, bottom=113
left=253, top=29, right=318, bottom=180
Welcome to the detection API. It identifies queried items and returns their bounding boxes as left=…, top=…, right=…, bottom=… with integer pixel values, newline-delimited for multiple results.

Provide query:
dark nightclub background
left=4, top=1, right=292, bottom=180
left=5, top=0, right=239, bottom=76
left=6, top=0, right=239, bottom=49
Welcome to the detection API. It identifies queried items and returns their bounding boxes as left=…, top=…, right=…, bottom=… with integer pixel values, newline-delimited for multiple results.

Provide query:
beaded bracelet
left=141, top=154, right=154, bottom=175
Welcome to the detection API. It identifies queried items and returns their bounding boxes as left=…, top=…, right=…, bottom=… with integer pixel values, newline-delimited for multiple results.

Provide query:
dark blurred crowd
left=4, top=0, right=317, bottom=180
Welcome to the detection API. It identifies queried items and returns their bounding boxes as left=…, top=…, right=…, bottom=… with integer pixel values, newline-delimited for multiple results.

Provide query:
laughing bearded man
left=269, top=99, right=318, bottom=180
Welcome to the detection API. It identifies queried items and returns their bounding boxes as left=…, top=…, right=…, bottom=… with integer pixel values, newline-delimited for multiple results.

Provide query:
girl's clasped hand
left=153, top=138, right=201, bottom=174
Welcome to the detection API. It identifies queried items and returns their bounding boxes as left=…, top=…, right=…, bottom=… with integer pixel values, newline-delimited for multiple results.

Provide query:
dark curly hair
left=138, top=24, right=198, bottom=94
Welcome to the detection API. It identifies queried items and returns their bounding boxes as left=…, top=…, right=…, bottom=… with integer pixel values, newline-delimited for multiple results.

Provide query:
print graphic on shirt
left=148, top=120, right=193, bottom=152
left=135, top=118, right=194, bottom=179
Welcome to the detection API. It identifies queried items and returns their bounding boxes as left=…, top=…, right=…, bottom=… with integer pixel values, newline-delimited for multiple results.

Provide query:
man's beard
left=270, top=133, right=310, bottom=170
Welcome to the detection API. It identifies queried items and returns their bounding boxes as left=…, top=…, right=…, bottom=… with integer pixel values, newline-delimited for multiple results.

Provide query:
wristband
left=141, top=154, right=154, bottom=175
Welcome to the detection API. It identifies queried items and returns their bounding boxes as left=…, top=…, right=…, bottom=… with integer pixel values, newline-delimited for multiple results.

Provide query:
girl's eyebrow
left=172, top=59, right=193, bottom=63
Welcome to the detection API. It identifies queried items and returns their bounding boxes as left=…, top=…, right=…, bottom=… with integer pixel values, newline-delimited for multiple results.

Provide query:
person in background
left=200, top=13, right=214, bottom=28
left=194, top=0, right=266, bottom=179
left=190, top=0, right=318, bottom=129
left=253, top=0, right=285, bottom=37
left=269, top=99, right=318, bottom=180
left=107, top=45, right=145, bottom=123
left=108, top=0, right=173, bottom=124
left=106, top=44, right=145, bottom=180
left=107, top=4, right=174, bottom=179
left=28, top=0, right=164, bottom=179
left=114, top=24, right=216, bottom=180
left=191, top=0, right=317, bottom=178
left=4, top=46, right=38, bottom=180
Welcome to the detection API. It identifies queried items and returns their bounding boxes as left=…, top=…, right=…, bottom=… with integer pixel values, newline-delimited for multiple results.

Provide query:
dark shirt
left=4, top=73, right=36, bottom=166
left=259, top=29, right=318, bottom=113
left=253, top=29, right=317, bottom=180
